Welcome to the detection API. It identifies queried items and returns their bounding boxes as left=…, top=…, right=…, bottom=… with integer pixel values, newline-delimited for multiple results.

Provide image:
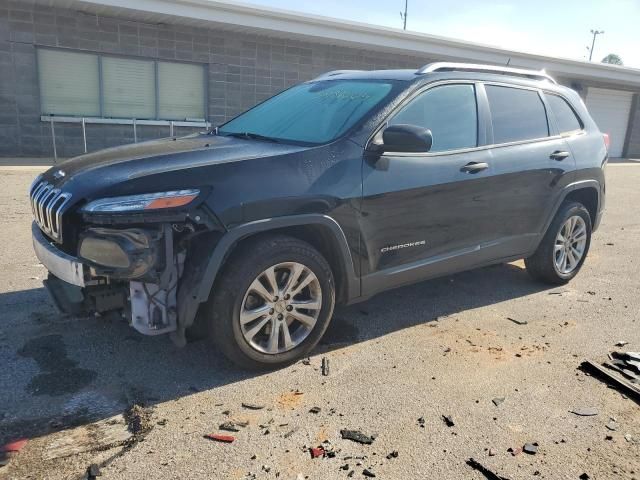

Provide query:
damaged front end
left=78, top=225, right=184, bottom=336
left=33, top=187, right=224, bottom=347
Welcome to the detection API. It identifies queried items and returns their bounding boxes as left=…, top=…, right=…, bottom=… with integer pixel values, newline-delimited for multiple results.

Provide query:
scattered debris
left=581, top=360, right=640, bottom=400
left=310, top=446, right=325, bottom=459
left=615, top=341, right=629, bottom=347
left=570, top=407, right=599, bottom=417
left=417, top=417, right=426, bottom=428
left=523, top=442, right=538, bottom=455
left=442, top=415, right=455, bottom=427
left=340, top=463, right=350, bottom=470
left=322, top=357, right=330, bottom=376
left=507, top=317, right=528, bottom=325
left=492, top=397, right=505, bottom=407
left=1, top=439, right=28, bottom=453
left=507, top=447, right=521, bottom=456
left=488, top=448, right=496, bottom=456
left=363, top=468, right=376, bottom=477
left=624, top=434, right=634, bottom=443
left=386, top=450, right=399, bottom=459
left=283, top=427, right=299, bottom=438
left=219, top=422, right=241, bottom=432
left=44, top=415, right=132, bottom=460
left=579, top=474, right=591, bottom=480
left=242, top=402, right=266, bottom=410
left=606, top=419, right=618, bottom=431
left=87, top=463, right=101, bottom=479
left=309, top=406, right=322, bottom=414
left=125, top=404, right=153, bottom=436
left=466, top=458, right=511, bottom=480
left=340, top=429, right=375, bottom=444
left=204, top=434, right=235, bottom=443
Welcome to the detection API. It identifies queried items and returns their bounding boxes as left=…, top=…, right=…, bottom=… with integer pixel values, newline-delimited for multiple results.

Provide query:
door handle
left=550, top=150, right=570, bottom=161
left=460, top=162, right=489, bottom=173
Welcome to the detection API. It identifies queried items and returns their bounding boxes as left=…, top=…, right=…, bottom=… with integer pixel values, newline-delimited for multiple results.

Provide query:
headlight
left=82, top=189, right=200, bottom=213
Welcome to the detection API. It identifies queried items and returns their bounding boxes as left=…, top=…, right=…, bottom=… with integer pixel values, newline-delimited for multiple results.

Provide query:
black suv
left=31, top=62, right=607, bottom=369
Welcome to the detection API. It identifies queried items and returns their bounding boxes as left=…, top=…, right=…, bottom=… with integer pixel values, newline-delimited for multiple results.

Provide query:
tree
left=602, top=54, right=623, bottom=65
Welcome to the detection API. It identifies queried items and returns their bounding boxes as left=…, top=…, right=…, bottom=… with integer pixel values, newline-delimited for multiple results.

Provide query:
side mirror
left=380, top=124, right=433, bottom=153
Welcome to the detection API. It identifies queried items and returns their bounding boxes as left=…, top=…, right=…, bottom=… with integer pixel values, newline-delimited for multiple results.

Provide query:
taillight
left=603, top=133, right=610, bottom=151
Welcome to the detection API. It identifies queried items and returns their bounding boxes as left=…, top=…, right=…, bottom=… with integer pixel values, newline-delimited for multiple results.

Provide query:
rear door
left=482, top=83, right=576, bottom=253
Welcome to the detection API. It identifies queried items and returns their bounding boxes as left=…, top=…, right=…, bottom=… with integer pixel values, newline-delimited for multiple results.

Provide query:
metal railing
left=43, top=116, right=212, bottom=162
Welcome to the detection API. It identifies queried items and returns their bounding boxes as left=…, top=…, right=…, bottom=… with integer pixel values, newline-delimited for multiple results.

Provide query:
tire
left=525, top=201, right=592, bottom=285
left=205, top=234, right=335, bottom=369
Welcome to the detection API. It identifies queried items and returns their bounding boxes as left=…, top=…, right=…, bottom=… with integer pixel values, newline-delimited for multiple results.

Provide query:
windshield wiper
left=223, top=131, right=280, bottom=143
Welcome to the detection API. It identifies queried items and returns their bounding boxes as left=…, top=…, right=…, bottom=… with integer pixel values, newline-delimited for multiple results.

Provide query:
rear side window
left=389, top=84, right=477, bottom=152
left=486, top=85, right=549, bottom=144
left=545, top=94, right=582, bottom=133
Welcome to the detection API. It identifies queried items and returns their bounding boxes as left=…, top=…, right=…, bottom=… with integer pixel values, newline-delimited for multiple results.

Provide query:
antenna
left=400, top=0, right=408, bottom=30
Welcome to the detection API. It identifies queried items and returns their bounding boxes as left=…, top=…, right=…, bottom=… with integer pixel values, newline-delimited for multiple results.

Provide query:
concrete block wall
left=0, top=0, right=431, bottom=158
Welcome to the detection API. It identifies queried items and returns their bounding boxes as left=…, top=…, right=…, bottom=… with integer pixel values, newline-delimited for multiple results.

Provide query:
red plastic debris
left=204, top=434, right=235, bottom=443
left=2, top=439, right=28, bottom=453
left=310, top=446, right=325, bottom=459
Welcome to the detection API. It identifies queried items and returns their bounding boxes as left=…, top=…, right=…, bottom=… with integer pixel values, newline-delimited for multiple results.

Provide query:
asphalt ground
left=0, top=163, right=638, bottom=480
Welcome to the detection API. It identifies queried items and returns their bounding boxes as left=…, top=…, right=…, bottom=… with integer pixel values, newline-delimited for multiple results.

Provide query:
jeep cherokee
left=30, top=62, right=607, bottom=369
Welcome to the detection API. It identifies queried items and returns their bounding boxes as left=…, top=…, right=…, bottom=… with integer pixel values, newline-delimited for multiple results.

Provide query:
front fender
left=173, top=214, right=359, bottom=346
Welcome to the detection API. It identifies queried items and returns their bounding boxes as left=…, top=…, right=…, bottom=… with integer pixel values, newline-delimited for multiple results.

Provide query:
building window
left=37, top=48, right=206, bottom=121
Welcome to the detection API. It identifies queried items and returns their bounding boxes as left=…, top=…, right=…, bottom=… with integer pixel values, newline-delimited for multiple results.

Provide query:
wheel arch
left=542, top=180, right=601, bottom=236
left=175, top=214, right=360, bottom=344
left=563, top=186, right=599, bottom=228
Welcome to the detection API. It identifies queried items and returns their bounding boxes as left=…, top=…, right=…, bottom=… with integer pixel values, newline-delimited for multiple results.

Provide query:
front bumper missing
left=32, top=222, right=86, bottom=287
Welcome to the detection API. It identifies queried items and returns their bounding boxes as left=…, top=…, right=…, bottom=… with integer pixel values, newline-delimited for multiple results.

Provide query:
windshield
left=218, top=80, right=395, bottom=145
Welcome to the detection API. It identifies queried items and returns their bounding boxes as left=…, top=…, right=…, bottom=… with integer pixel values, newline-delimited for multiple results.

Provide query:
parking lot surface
left=0, top=163, right=638, bottom=479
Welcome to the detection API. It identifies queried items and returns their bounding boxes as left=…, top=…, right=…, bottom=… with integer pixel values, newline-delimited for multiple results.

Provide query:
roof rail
left=312, top=70, right=363, bottom=81
left=417, top=62, right=557, bottom=84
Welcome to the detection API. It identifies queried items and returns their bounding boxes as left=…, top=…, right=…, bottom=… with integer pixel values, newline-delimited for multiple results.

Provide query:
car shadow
left=0, top=262, right=551, bottom=446
left=320, top=262, right=551, bottom=348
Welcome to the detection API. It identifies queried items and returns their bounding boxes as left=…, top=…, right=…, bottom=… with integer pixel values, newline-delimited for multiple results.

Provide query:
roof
left=40, top=0, right=640, bottom=90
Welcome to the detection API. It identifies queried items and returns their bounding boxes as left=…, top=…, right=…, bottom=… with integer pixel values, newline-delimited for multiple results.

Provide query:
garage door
left=585, top=87, right=633, bottom=157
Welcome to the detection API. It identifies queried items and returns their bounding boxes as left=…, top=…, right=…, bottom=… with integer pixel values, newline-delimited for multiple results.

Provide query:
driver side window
left=389, top=84, right=478, bottom=152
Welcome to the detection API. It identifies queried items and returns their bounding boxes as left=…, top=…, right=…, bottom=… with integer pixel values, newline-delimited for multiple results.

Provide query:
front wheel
left=206, top=235, right=335, bottom=369
left=525, top=201, right=592, bottom=285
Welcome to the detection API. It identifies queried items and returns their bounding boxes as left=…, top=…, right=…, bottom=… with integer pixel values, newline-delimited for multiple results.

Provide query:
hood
left=48, top=133, right=307, bottom=181
left=37, top=133, right=311, bottom=205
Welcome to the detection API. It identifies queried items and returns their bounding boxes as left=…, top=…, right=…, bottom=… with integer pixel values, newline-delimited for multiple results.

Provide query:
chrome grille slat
left=29, top=180, right=71, bottom=242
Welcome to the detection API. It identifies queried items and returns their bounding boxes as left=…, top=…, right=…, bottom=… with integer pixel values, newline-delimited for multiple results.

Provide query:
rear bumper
left=32, top=222, right=86, bottom=287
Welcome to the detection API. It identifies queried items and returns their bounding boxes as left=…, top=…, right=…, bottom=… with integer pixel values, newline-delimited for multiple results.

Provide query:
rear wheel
left=206, top=235, right=335, bottom=369
left=525, top=201, right=592, bottom=284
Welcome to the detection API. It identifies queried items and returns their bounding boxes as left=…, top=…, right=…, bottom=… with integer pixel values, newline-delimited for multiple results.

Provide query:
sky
left=237, top=0, right=640, bottom=69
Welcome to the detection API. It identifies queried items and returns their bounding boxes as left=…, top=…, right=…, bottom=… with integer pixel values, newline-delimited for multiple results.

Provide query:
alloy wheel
left=554, top=215, right=587, bottom=275
left=239, top=262, right=322, bottom=354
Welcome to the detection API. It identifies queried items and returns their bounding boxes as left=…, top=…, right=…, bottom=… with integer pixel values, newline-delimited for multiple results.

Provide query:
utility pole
left=400, top=0, right=408, bottom=30
left=588, top=29, right=604, bottom=61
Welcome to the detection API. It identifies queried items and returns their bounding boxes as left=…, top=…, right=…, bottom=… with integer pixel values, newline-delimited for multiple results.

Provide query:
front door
left=360, top=82, right=500, bottom=295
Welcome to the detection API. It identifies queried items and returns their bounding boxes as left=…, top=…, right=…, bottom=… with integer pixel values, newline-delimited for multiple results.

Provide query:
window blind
left=38, top=49, right=100, bottom=116
left=102, top=57, right=155, bottom=119
left=158, top=62, right=205, bottom=120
